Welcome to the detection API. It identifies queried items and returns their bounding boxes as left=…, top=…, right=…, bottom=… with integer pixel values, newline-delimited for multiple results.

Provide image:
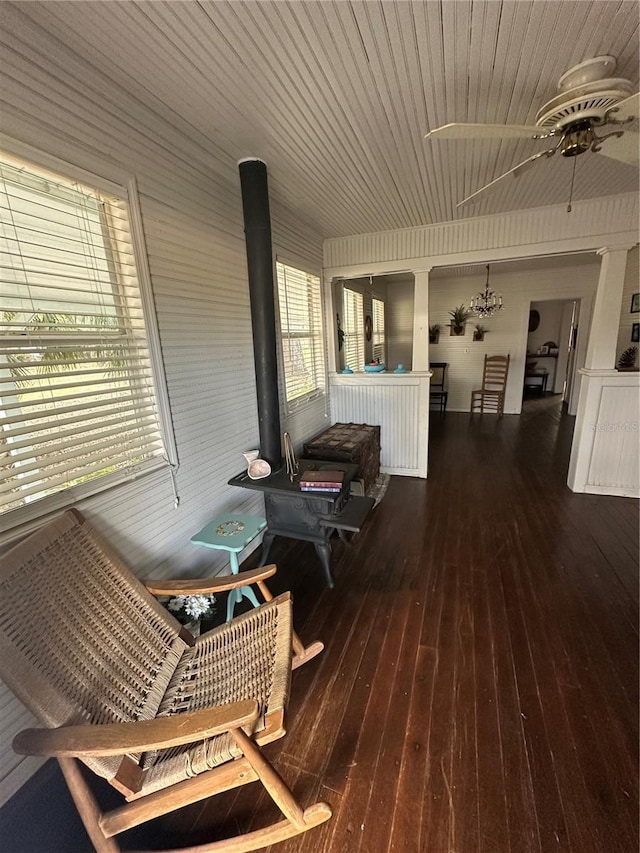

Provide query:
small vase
left=184, top=620, right=201, bottom=638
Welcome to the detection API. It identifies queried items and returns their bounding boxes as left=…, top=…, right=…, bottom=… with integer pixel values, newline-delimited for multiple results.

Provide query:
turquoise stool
left=191, top=514, right=267, bottom=622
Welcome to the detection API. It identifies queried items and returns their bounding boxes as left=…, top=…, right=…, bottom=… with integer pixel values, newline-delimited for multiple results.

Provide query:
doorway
left=524, top=298, right=581, bottom=413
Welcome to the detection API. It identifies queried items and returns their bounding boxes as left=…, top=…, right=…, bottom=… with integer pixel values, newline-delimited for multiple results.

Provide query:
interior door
left=564, top=300, right=580, bottom=409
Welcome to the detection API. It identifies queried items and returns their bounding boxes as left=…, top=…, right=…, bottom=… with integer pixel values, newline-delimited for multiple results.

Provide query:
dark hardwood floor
left=3, top=396, right=638, bottom=852
left=186, top=397, right=638, bottom=853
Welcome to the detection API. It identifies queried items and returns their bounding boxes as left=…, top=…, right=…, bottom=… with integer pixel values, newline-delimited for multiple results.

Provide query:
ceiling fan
left=424, top=56, right=639, bottom=207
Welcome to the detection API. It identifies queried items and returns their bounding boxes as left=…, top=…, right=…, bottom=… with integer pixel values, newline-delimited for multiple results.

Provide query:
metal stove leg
left=314, top=541, right=334, bottom=589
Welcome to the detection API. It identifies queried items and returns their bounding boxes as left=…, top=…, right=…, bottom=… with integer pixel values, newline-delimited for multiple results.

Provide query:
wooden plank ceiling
left=7, top=0, right=640, bottom=238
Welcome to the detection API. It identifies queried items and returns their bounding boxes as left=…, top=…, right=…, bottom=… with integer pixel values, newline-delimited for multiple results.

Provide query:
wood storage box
left=303, top=423, right=381, bottom=494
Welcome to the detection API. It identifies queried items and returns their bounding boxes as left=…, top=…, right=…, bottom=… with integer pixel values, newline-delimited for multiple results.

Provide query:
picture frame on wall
left=631, top=292, right=640, bottom=313
left=632, top=323, right=640, bottom=343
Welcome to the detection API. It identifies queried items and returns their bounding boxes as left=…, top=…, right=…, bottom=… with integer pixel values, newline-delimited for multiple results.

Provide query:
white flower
left=167, top=593, right=216, bottom=622
left=184, top=595, right=211, bottom=619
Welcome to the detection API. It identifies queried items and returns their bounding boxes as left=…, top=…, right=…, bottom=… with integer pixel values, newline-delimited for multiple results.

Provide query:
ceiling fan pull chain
left=567, top=156, right=577, bottom=213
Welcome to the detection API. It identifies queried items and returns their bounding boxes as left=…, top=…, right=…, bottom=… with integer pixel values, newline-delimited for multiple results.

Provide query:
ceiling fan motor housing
left=536, top=56, right=634, bottom=130
left=426, top=55, right=638, bottom=208
left=559, top=122, right=594, bottom=157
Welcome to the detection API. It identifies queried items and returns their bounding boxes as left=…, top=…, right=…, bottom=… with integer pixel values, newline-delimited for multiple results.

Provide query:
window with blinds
left=0, top=153, right=173, bottom=526
left=343, top=287, right=364, bottom=371
left=276, top=261, right=326, bottom=407
left=372, top=297, right=386, bottom=363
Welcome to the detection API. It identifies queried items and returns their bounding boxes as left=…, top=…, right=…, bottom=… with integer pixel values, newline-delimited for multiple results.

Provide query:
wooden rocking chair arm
left=142, top=564, right=277, bottom=596
left=13, top=700, right=259, bottom=758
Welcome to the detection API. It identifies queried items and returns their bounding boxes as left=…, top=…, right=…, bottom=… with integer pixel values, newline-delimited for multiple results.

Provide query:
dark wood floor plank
left=540, top=509, right=639, bottom=718
left=322, top=589, right=416, bottom=851
left=387, top=485, right=446, bottom=852
left=261, top=595, right=386, bottom=853
left=503, top=453, right=636, bottom=852
left=502, top=522, right=599, bottom=851
left=357, top=573, right=426, bottom=852
left=483, top=532, right=543, bottom=853
left=442, top=482, right=486, bottom=853
left=517, top=513, right=639, bottom=851
left=473, top=523, right=525, bottom=853
left=420, top=475, right=476, bottom=853
left=261, top=585, right=401, bottom=851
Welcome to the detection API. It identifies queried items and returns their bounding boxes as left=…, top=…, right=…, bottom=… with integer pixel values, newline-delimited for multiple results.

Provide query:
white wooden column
left=411, top=267, right=432, bottom=371
left=568, top=244, right=635, bottom=493
left=409, top=267, right=432, bottom=477
left=584, top=246, right=632, bottom=369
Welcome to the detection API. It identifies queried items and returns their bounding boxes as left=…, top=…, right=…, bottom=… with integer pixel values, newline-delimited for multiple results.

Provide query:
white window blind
left=0, top=155, right=171, bottom=525
left=276, top=261, right=325, bottom=407
left=343, top=287, right=364, bottom=371
left=372, top=297, right=386, bottom=363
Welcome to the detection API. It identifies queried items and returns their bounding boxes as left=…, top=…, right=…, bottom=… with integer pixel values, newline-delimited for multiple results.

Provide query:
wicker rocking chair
left=0, top=509, right=331, bottom=852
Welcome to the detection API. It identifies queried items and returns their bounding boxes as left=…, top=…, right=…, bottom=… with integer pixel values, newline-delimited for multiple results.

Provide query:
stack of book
left=299, top=470, right=344, bottom=493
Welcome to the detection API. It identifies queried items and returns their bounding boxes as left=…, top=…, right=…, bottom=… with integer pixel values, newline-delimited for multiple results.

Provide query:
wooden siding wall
left=0, top=9, right=326, bottom=804
left=428, top=259, right=601, bottom=414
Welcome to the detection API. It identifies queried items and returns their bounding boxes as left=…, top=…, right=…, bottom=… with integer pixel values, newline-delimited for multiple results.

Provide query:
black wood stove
left=234, top=159, right=374, bottom=587
left=228, top=460, right=374, bottom=588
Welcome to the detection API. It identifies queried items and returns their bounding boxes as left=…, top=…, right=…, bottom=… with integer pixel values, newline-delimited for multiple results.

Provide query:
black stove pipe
left=238, top=158, right=282, bottom=471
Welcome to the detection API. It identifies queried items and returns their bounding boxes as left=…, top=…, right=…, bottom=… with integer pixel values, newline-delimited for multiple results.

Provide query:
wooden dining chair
left=429, top=362, right=449, bottom=412
left=0, top=509, right=331, bottom=852
left=470, top=354, right=510, bottom=416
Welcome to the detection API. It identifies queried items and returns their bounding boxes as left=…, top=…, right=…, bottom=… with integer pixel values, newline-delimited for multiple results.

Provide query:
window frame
left=342, top=286, right=365, bottom=372
left=275, top=258, right=326, bottom=411
left=372, top=297, right=386, bottom=364
left=0, top=143, right=177, bottom=535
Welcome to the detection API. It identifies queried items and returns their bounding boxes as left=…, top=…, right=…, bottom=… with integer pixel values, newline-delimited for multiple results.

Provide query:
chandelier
left=470, top=264, right=503, bottom=318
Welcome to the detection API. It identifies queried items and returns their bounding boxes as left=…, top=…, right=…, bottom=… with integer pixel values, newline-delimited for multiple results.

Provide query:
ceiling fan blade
left=594, top=130, right=639, bottom=166
left=608, top=92, right=640, bottom=123
left=425, top=122, right=546, bottom=141
left=512, top=144, right=561, bottom=177
left=457, top=144, right=560, bottom=207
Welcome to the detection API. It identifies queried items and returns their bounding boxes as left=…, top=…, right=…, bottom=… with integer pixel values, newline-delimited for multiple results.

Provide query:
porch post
left=584, top=247, right=632, bottom=369
left=568, top=244, right=635, bottom=494
left=412, top=267, right=432, bottom=371
left=411, top=267, right=432, bottom=480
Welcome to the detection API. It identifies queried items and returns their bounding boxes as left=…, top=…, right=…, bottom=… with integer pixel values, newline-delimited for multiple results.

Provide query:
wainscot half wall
left=329, top=372, right=431, bottom=478
left=568, top=369, right=640, bottom=497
